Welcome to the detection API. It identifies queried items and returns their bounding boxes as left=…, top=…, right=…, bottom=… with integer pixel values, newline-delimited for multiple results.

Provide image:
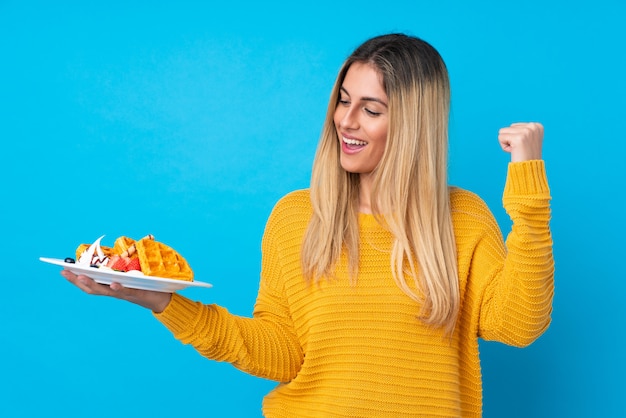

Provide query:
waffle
left=113, top=234, right=155, bottom=257
left=134, top=238, right=194, bottom=281
left=113, top=236, right=137, bottom=256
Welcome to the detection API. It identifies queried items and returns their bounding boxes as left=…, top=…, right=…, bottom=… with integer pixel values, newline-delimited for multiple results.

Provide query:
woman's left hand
left=498, top=122, right=544, bottom=162
left=60, top=269, right=172, bottom=313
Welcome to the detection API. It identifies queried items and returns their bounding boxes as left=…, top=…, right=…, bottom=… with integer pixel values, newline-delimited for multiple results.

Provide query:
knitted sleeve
left=475, top=160, right=554, bottom=347
left=152, top=196, right=305, bottom=382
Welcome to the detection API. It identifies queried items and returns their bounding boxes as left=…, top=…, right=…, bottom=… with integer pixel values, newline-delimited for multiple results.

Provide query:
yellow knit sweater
left=155, top=160, right=554, bottom=417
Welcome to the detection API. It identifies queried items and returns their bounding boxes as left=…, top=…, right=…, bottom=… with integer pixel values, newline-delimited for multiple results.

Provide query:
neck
left=358, top=174, right=374, bottom=214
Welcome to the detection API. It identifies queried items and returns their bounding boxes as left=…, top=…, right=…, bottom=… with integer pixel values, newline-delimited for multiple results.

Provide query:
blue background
left=1, top=1, right=624, bottom=417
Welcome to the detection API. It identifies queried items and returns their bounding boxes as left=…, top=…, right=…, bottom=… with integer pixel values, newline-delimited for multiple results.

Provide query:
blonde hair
left=301, top=34, right=459, bottom=333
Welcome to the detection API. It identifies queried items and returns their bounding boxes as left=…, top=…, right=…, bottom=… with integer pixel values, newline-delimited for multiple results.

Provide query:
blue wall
left=1, top=1, right=624, bottom=416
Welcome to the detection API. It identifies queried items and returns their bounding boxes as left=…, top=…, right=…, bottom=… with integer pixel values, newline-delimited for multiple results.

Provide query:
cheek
left=373, top=124, right=388, bottom=146
left=369, top=125, right=388, bottom=162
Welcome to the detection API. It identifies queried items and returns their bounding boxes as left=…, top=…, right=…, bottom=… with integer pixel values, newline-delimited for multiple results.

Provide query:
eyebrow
left=340, top=86, right=388, bottom=107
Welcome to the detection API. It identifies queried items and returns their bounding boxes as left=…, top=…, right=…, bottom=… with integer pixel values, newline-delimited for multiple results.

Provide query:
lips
left=341, top=136, right=367, bottom=154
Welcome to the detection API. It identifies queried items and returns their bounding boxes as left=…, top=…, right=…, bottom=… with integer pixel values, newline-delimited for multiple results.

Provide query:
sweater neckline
left=358, top=212, right=382, bottom=228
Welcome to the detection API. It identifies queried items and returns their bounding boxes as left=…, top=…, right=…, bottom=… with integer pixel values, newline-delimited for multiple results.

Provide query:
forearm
left=502, top=160, right=554, bottom=308
left=480, top=161, right=555, bottom=346
left=154, top=293, right=303, bottom=382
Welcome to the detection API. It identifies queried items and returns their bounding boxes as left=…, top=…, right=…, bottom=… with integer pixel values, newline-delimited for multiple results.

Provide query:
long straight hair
left=301, top=34, right=459, bottom=333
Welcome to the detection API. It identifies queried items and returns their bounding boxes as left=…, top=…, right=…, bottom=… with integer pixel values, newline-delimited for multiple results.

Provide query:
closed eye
left=365, top=108, right=381, bottom=116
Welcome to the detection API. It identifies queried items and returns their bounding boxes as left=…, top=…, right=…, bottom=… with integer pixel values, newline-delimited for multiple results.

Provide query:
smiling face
left=334, top=62, right=389, bottom=177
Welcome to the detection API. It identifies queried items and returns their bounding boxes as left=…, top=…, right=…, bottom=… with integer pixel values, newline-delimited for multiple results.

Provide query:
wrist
left=130, top=291, right=172, bottom=313
left=151, top=292, right=172, bottom=313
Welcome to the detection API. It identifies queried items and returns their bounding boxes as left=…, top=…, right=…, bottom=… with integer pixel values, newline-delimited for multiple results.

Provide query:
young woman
left=62, top=33, right=554, bottom=417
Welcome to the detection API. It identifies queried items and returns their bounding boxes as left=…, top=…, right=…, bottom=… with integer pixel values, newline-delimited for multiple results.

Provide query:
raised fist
left=498, top=122, right=544, bottom=162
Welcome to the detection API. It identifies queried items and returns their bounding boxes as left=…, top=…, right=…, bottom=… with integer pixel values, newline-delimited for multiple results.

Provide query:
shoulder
left=449, top=186, right=499, bottom=231
left=271, top=189, right=312, bottom=216
left=450, top=186, right=490, bottom=214
left=265, top=189, right=312, bottom=234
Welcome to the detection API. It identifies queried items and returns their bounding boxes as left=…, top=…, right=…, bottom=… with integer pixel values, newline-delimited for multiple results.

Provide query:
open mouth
left=342, top=136, right=367, bottom=150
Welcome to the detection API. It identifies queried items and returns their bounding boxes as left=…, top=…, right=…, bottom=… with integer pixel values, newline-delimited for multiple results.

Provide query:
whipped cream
left=77, top=235, right=110, bottom=266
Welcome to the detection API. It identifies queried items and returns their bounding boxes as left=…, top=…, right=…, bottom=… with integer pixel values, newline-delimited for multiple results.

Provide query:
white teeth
left=343, top=137, right=367, bottom=146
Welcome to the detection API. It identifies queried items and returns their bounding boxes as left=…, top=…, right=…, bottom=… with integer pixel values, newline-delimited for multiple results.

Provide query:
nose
left=336, top=104, right=358, bottom=130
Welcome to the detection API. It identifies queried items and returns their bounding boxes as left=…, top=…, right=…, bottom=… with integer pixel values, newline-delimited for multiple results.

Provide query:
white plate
left=40, top=257, right=212, bottom=293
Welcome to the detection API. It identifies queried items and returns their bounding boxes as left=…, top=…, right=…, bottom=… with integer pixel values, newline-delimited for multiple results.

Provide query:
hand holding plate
left=60, top=269, right=172, bottom=313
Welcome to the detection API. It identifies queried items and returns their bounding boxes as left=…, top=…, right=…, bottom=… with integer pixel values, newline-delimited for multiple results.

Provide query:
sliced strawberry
left=125, top=257, right=141, bottom=272
left=109, top=256, right=128, bottom=271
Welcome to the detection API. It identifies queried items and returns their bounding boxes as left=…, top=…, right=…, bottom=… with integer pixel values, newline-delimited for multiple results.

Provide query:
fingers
left=498, top=122, right=544, bottom=162
left=60, top=269, right=124, bottom=298
left=501, top=122, right=544, bottom=135
left=59, top=269, right=172, bottom=312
